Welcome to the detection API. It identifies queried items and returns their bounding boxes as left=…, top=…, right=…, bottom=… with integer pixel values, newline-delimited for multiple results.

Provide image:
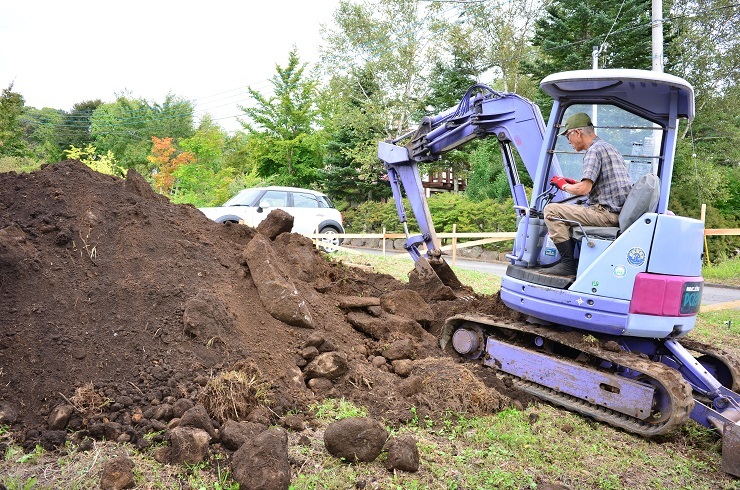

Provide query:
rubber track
left=678, top=338, right=740, bottom=392
left=446, top=314, right=695, bottom=437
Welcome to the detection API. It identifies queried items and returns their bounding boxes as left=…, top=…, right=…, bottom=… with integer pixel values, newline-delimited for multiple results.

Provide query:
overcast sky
left=0, top=0, right=341, bottom=132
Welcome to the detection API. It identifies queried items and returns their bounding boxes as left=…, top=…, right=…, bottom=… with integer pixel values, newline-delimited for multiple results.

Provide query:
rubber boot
left=546, top=239, right=578, bottom=276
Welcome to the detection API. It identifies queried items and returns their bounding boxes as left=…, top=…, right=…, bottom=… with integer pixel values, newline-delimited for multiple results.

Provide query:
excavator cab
left=506, top=70, right=696, bottom=274
left=501, top=70, right=704, bottom=337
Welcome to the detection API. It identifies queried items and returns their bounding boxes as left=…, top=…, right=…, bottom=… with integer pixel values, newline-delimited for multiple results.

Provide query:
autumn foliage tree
left=147, top=136, right=195, bottom=194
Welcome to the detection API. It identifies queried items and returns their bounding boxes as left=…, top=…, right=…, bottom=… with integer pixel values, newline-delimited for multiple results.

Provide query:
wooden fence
left=308, top=224, right=739, bottom=265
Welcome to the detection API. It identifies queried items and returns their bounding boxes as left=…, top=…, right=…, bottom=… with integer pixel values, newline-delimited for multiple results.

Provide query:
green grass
left=689, top=309, right=740, bottom=347
left=333, top=251, right=501, bottom=296
left=286, top=402, right=738, bottom=490
left=703, top=256, right=740, bottom=287
left=311, top=397, right=369, bottom=421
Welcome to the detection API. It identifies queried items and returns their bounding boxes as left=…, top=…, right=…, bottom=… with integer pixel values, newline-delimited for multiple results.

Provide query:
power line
left=540, top=2, right=740, bottom=53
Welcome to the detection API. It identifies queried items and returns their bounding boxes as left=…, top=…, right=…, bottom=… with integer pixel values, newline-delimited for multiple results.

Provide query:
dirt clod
left=384, top=434, right=420, bottom=472
left=231, top=428, right=291, bottom=490
left=99, top=455, right=135, bottom=490
left=324, top=417, right=388, bottom=463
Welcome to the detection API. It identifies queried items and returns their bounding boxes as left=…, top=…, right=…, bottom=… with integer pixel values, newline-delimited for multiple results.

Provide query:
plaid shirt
left=582, top=137, right=633, bottom=213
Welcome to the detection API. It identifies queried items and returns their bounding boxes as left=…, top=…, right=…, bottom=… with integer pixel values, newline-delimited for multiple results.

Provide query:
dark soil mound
left=0, top=160, right=524, bottom=444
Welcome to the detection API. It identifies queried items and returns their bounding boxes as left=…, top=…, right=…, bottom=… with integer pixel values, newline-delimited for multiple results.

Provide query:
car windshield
left=318, top=195, right=334, bottom=208
left=222, top=189, right=263, bottom=207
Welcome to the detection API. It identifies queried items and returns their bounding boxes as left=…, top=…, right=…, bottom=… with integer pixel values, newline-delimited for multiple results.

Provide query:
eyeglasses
left=564, top=129, right=579, bottom=139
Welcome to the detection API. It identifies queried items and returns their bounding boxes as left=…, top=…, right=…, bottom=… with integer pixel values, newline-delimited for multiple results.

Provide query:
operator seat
left=572, top=173, right=661, bottom=241
left=506, top=174, right=661, bottom=290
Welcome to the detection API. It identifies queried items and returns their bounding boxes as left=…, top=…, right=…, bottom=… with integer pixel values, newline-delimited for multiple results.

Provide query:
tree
left=318, top=0, right=446, bottom=202
left=91, top=93, right=195, bottom=172
left=415, top=57, right=481, bottom=194
left=0, top=83, right=30, bottom=158
left=322, top=0, right=440, bottom=140
left=173, top=116, right=235, bottom=206
left=456, top=0, right=543, bottom=97
left=665, top=0, right=740, bottom=236
left=239, top=49, right=324, bottom=188
left=320, top=67, right=392, bottom=203
left=147, top=136, right=195, bottom=194
left=20, top=107, right=65, bottom=162
left=64, top=144, right=123, bottom=176
left=665, top=0, right=740, bottom=100
left=57, top=100, right=101, bottom=154
left=522, top=0, right=653, bottom=113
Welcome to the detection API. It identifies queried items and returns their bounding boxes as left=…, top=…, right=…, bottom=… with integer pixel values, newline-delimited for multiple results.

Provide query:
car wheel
left=319, top=227, right=341, bottom=252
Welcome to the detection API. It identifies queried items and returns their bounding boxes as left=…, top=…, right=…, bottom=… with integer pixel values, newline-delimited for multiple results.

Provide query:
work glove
left=550, top=176, right=577, bottom=190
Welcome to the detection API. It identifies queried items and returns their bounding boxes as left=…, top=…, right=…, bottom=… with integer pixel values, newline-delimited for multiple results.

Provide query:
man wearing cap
left=543, top=112, right=633, bottom=276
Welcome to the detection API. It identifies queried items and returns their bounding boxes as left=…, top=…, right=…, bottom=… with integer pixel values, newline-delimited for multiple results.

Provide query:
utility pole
left=592, top=45, right=600, bottom=69
left=652, top=0, right=664, bottom=72
left=592, top=46, right=600, bottom=131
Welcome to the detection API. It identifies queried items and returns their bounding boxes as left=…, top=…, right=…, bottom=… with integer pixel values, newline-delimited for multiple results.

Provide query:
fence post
left=451, top=223, right=457, bottom=266
left=701, top=203, right=710, bottom=264
left=382, top=227, right=386, bottom=257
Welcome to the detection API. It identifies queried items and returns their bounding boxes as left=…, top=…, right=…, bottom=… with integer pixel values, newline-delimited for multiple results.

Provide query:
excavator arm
left=378, top=85, right=550, bottom=266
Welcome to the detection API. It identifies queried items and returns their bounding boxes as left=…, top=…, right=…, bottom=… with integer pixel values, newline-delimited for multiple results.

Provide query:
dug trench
left=0, top=161, right=536, bottom=481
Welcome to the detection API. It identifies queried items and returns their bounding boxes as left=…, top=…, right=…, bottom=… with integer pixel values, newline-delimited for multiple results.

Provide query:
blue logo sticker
left=626, top=247, right=646, bottom=267
left=544, top=247, right=556, bottom=257
left=613, top=265, right=627, bottom=278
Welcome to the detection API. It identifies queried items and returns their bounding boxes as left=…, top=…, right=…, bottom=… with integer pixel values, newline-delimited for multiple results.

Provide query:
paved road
left=347, top=247, right=739, bottom=309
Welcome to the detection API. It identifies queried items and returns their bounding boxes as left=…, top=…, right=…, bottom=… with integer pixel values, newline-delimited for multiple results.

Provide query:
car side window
left=260, top=191, right=288, bottom=207
left=224, top=189, right=262, bottom=206
left=293, top=193, right=320, bottom=208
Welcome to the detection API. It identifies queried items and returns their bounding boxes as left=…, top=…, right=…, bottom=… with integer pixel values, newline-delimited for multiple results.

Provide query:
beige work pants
left=544, top=203, right=619, bottom=243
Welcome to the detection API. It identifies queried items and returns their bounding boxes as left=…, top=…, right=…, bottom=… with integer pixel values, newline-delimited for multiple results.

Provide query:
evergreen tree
left=523, top=0, right=653, bottom=83
left=58, top=100, right=101, bottom=154
left=320, top=67, right=391, bottom=203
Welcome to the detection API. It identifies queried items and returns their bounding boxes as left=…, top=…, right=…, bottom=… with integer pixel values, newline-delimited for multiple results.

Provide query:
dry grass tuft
left=411, top=357, right=508, bottom=415
left=196, top=360, right=271, bottom=423
left=68, top=382, right=111, bottom=416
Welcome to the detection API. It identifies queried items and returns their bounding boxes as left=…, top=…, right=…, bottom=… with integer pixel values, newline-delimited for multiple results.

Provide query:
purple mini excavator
left=378, top=69, right=740, bottom=475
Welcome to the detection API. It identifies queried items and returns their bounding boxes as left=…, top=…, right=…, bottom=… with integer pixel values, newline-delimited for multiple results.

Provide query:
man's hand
left=550, top=176, right=577, bottom=190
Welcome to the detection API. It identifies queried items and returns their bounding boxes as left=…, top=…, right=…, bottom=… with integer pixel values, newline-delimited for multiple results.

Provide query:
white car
left=199, top=186, right=345, bottom=246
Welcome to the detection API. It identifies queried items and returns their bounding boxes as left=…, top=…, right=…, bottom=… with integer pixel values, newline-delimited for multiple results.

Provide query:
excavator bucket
left=429, top=256, right=464, bottom=290
left=408, top=256, right=470, bottom=301
left=723, top=423, right=740, bottom=477
left=408, top=257, right=456, bottom=300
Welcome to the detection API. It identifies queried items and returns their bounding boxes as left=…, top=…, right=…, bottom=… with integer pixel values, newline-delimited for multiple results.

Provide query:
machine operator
left=544, top=112, right=633, bottom=276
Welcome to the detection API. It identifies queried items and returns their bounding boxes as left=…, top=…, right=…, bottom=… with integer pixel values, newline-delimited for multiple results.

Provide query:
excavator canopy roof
left=541, top=69, right=695, bottom=122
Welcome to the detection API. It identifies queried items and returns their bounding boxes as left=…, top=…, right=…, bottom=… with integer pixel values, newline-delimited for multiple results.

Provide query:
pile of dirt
left=0, top=160, right=524, bottom=448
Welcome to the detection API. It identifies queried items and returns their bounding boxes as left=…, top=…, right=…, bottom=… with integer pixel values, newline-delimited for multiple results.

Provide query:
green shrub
left=344, top=193, right=517, bottom=238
